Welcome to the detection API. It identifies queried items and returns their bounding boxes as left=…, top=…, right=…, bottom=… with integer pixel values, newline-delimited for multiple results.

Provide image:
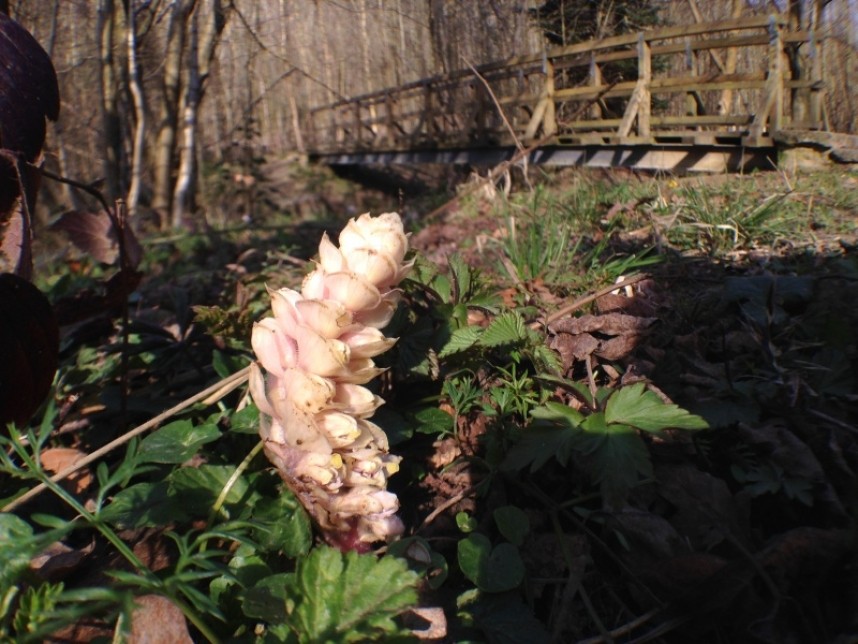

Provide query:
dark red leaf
left=0, top=273, right=58, bottom=427
left=51, top=210, right=143, bottom=269
left=0, top=12, right=60, bottom=161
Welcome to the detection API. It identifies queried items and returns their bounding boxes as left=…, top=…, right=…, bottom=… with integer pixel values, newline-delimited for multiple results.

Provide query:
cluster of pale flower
left=249, top=212, right=412, bottom=552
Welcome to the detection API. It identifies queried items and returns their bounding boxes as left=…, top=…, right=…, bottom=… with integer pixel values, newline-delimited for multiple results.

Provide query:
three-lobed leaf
left=457, top=533, right=525, bottom=592
left=605, top=382, right=708, bottom=432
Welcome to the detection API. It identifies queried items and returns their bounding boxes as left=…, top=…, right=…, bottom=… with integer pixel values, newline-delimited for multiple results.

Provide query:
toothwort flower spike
left=250, top=212, right=412, bottom=552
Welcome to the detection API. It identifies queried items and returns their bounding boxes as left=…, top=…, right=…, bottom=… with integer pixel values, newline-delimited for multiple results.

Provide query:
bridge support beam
left=311, top=144, right=776, bottom=174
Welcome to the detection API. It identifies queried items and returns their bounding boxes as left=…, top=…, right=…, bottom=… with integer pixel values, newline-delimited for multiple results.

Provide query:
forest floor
left=7, top=160, right=858, bottom=643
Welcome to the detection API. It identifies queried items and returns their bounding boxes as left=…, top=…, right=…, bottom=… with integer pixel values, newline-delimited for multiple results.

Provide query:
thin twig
left=2, top=366, right=251, bottom=513
left=463, top=57, right=525, bottom=154
left=416, top=484, right=477, bottom=533
left=540, top=273, right=650, bottom=327
left=576, top=609, right=660, bottom=644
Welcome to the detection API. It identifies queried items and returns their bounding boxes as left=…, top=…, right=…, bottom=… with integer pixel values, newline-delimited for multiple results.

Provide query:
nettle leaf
left=479, top=311, right=527, bottom=348
left=581, top=414, right=653, bottom=508
left=457, top=533, right=525, bottom=593
left=138, top=420, right=221, bottom=464
left=283, top=547, right=418, bottom=643
left=605, top=382, right=708, bottom=433
left=438, top=325, right=482, bottom=357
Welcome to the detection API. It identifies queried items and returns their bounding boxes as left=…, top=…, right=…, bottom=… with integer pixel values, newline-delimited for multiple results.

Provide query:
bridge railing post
left=638, top=32, right=652, bottom=138
left=748, top=16, right=784, bottom=144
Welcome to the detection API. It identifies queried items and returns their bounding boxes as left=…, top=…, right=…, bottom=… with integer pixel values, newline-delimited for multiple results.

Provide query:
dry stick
left=540, top=272, right=650, bottom=327
left=463, top=57, right=526, bottom=155
left=416, top=484, right=478, bottom=533
left=2, top=366, right=251, bottom=513
left=576, top=609, right=660, bottom=644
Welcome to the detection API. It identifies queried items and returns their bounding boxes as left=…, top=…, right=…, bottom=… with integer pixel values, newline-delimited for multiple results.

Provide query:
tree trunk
left=171, top=0, right=228, bottom=229
left=152, top=0, right=189, bottom=223
left=97, top=0, right=122, bottom=200
left=125, top=0, right=145, bottom=218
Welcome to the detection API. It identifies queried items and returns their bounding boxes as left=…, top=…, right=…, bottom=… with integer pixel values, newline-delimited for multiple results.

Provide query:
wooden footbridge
left=305, top=14, right=857, bottom=173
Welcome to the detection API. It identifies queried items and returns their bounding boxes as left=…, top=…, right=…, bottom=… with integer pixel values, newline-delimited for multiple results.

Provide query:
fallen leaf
left=128, top=595, right=193, bottom=644
left=40, top=447, right=91, bottom=495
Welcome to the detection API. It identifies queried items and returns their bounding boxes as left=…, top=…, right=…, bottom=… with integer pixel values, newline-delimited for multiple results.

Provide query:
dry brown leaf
left=40, top=447, right=92, bottom=494
left=128, top=595, right=193, bottom=644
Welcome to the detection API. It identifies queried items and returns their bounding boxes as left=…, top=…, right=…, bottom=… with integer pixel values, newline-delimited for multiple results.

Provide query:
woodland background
left=6, top=0, right=858, bottom=230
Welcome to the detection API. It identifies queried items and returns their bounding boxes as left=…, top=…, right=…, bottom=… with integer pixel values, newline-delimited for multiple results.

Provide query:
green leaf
left=448, top=253, right=474, bottom=302
left=251, top=493, right=312, bottom=557
left=230, top=404, right=261, bottom=434
left=284, top=547, right=418, bottom=643
left=98, top=481, right=186, bottom=528
left=138, top=420, right=221, bottom=463
left=242, top=573, right=293, bottom=623
left=168, top=465, right=261, bottom=520
left=581, top=416, right=653, bottom=509
left=413, top=406, right=454, bottom=436
left=438, top=325, right=483, bottom=358
left=465, top=592, right=551, bottom=644
left=605, top=382, right=708, bottom=432
left=387, top=536, right=449, bottom=589
left=0, top=513, right=37, bottom=588
left=500, top=425, right=578, bottom=473
left=500, top=403, right=584, bottom=473
left=493, top=506, right=529, bottom=547
left=479, top=312, right=527, bottom=348
left=457, top=534, right=525, bottom=592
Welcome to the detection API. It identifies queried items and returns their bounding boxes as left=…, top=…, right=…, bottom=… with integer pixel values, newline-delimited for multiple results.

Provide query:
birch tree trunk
left=171, top=0, right=228, bottom=229
left=97, top=0, right=122, bottom=200
left=125, top=0, right=145, bottom=217
left=152, top=0, right=189, bottom=223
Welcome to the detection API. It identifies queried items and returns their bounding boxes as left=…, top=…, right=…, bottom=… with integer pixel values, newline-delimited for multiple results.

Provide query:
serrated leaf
left=458, top=534, right=525, bottom=592
left=447, top=253, right=473, bottom=301
left=413, top=406, right=454, bottom=436
left=605, top=382, right=709, bottom=432
left=479, top=312, right=527, bottom=348
left=438, top=325, right=482, bottom=357
left=251, top=493, right=312, bottom=557
left=138, top=420, right=221, bottom=464
left=284, top=547, right=418, bottom=643
left=581, top=415, right=653, bottom=509
left=493, top=506, right=529, bottom=547
left=500, top=425, right=579, bottom=473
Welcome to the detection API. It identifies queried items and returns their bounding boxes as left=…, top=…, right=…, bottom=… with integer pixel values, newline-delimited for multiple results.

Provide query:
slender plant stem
left=2, top=366, right=251, bottom=513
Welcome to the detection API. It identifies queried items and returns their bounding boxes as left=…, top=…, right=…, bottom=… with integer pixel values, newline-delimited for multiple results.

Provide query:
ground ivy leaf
left=604, top=382, right=709, bottom=432
left=285, top=547, right=417, bottom=643
left=139, top=420, right=221, bottom=463
left=493, top=506, right=530, bottom=547
left=168, top=465, right=260, bottom=520
left=98, top=481, right=186, bottom=528
left=458, top=534, right=525, bottom=592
